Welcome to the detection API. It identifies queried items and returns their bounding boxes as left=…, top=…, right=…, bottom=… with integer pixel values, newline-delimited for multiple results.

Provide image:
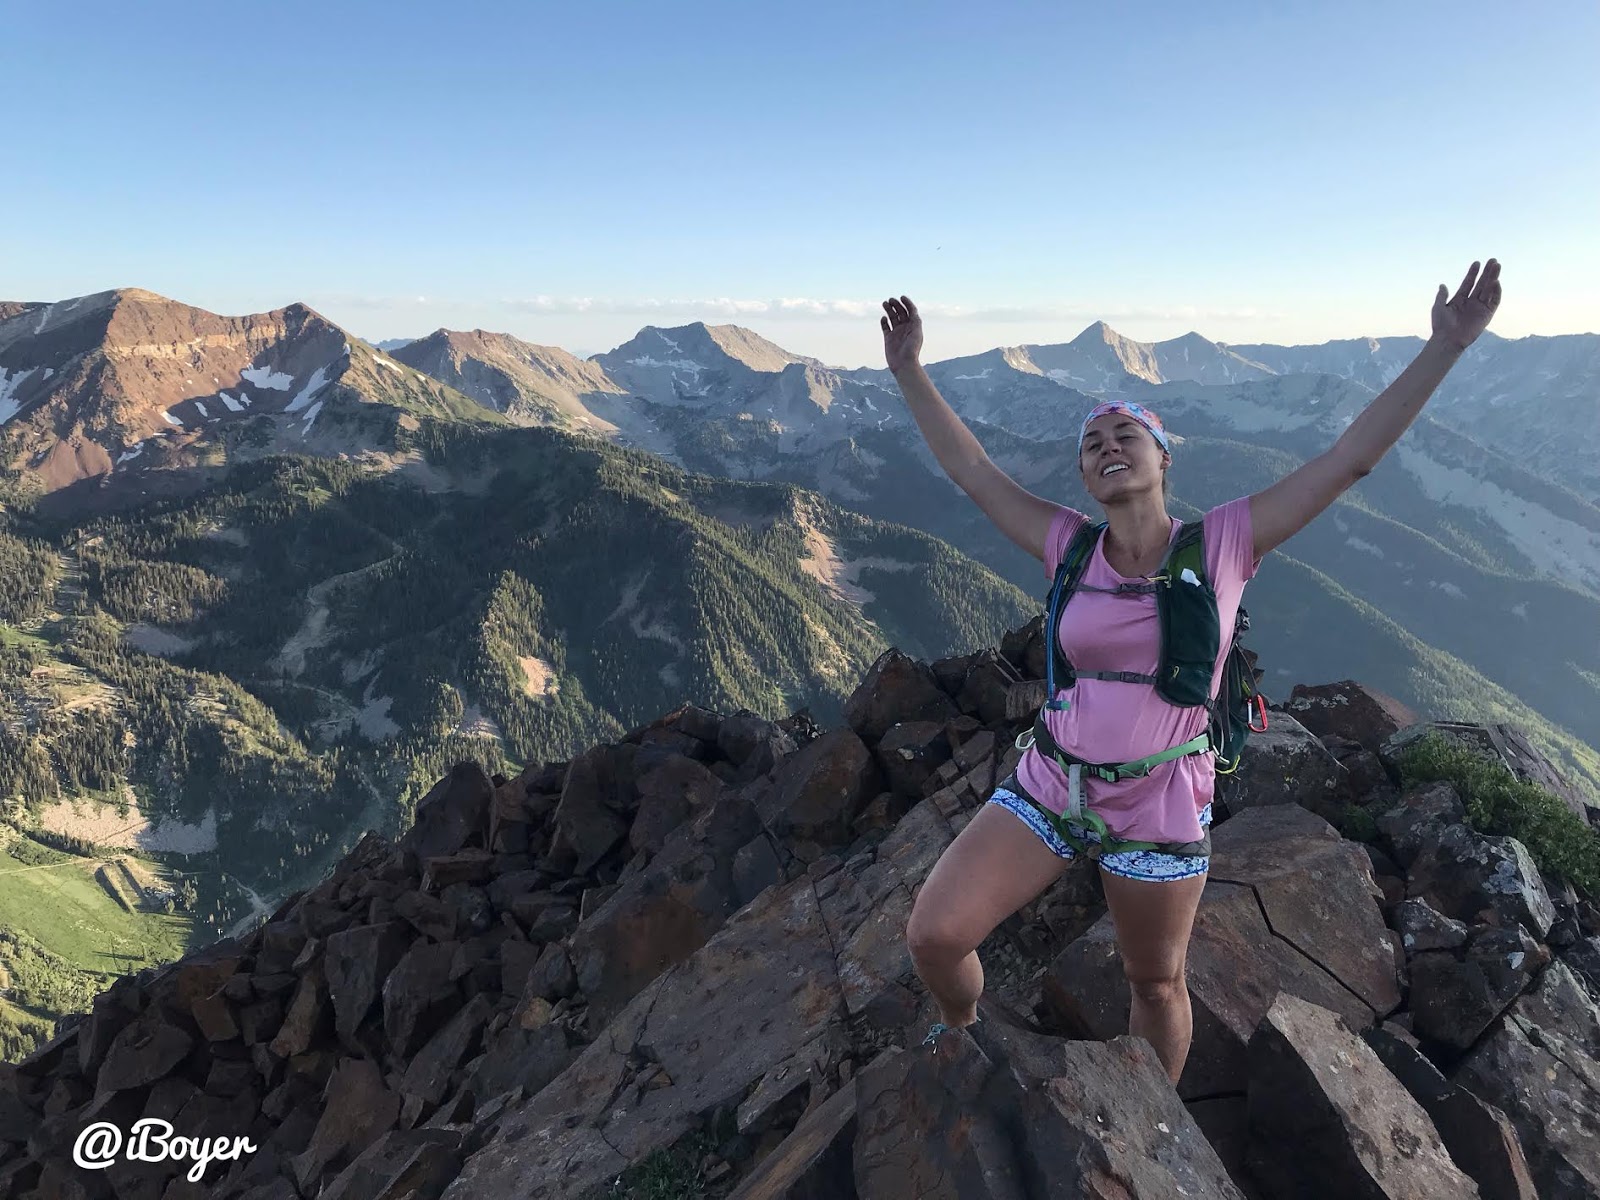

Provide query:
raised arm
left=1249, top=259, right=1503, bottom=560
left=882, top=296, right=1059, bottom=562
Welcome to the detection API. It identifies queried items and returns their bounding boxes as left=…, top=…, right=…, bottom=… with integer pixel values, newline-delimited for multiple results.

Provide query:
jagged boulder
left=549, top=743, right=639, bottom=874
left=1456, top=1012, right=1600, bottom=1199
left=1214, top=711, right=1349, bottom=821
left=1363, top=1024, right=1537, bottom=1200
left=1565, top=936, right=1600, bottom=1002
left=1045, top=805, right=1398, bottom=1099
left=441, top=878, right=848, bottom=1200
left=872, top=720, right=951, bottom=799
left=1246, top=993, right=1478, bottom=1199
left=758, top=727, right=882, bottom=848
left=1377, top=781, right=1468, bottom=868
left=566, top=795, right=762, bottom=1029
left=1405, top=823, right=1556, bottom=939
left=1393, top=897, right=1469, bottom=953
left=1408, top=926, right=1545, bottom=1051
left=845, top=649, right=958, bottom=743
left=403, top=762, right=494, bottom=860
left=853, top=1022, right=1245, bottom=1199
left=1284, top=680, right=1420, bottom=752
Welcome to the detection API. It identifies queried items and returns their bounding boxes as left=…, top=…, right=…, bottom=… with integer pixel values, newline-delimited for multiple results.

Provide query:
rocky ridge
left=3, top=621, right=1599, bottom=1199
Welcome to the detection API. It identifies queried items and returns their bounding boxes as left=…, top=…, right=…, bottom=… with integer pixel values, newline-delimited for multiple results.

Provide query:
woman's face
left=1079, top=414, right=1170, bottom=503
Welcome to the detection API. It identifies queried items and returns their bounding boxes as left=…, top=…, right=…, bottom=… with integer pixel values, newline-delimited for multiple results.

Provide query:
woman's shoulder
left=1043, top=505, right=1095, bottom=575
left=1199, top=497, right=1261, bottom=583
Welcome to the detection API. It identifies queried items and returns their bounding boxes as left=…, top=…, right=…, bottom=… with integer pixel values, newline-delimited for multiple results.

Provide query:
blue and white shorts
left=987, top=787, right=1212, bottom=883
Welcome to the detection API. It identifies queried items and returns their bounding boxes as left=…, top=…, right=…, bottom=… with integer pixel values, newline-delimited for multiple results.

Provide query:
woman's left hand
left=1432, top=258, right=1503, bottom=351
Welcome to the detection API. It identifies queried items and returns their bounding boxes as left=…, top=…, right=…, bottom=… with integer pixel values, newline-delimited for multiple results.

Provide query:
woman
left=884, top=259, right=1502, bottom=1084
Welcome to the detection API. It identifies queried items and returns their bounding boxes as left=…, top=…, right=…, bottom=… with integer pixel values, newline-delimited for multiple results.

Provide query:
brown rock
left=849, top=793, right=908, bottom=838
left=238, top=997, right=287, bottom=1046
left=1214, top=710, right=1348, bottom=822
left=524, top=943, right=577, bottom=1001
left=441, top=879, right=845, bottom=1200
left=401, top=761, right=494, bottom=859
left=499, top=938, right=542, bottom=1000
left=1405, top=825, right=1556, bottom=938
left=317, top=1129, right=462, bottom=1200
left=549, top=743, right=638, bottom=874
left=871, top=721, right=951, bottom=800
left=853, top=1025, right=1244, bottom=1199
left=1245, top=993, right=1477, bottom=1199
left=567, top=797, right=762, bottom=1029
left=759, top=727, right=882, bottom=845
left=400, top=993, right=493, bottom=1107
left=394, top=889, right=458, bottom=940
left=727, top=1065, right=859, bottom=1200
left=325, top=921, right=412, bottom=1041
left=464, top=1023, right=576, bottom=1105
left=1456, top=1013, right=1600, bottom=1198
left=75, top=984, right=141, bottom=1078
left=1515, top=959, right=1600, bottom=1058
left=1375, top=780, right=1467, bottom=868
left=383, top=941, right=460, bottom=1058
left=1207, top=804, right=1402, bottom=1018
left=1284, top=681, right=1420, bottom=753
left=1052, top=884, right=1371, bottom=1098
left=1409, top=927, right=1541, bottom=1051
left=1394, top=897, right=1469, bottom=954
left=1363, top=1025, right=1537, bottom=1200
left=955, top=650, right=1024, bottom=725
left=630, top=754, right=724, bottom=855
left=96, top=1018, right=193, bottom=1095
left=716, top=709, right=795, bottom=772
left=843, top=649, right=958, bottom=744
left=421, top=850, right=496, bottom=891
left=291, top=1062, right=406, bottom=1196
left=269, top=967, right=330, bottom=1059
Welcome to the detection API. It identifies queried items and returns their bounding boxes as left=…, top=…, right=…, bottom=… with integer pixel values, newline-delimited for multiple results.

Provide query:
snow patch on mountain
left=286, top=366, right=331, bottom=414
left=0, top=366, right=38, bottom=423
left=241, top=366, right=294, bottom=391
left=1346, top=536, right=1385, bottom=558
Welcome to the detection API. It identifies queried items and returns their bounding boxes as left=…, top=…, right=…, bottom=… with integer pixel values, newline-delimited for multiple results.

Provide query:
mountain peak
left=1071, top=320, right=1124, bottom=345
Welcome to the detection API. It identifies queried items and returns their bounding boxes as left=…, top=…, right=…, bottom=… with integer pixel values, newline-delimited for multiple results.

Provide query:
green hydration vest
left=1010, top=518, right=1268, bottom=859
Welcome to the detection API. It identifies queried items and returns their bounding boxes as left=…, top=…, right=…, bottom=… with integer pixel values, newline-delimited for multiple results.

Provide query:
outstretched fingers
left=1474, top=258, right=1503, bottom=307
left=1449, top=261, right=1481, bottom=307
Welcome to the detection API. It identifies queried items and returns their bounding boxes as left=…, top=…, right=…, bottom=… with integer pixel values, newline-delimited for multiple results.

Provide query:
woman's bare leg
left=906, top=804, right=1072, bottom=1028
left=1099, top=867, right=1208, bottom=1083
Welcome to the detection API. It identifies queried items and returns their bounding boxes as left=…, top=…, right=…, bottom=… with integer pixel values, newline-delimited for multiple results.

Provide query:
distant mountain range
left=2, top=284, right=1598, bottom=1056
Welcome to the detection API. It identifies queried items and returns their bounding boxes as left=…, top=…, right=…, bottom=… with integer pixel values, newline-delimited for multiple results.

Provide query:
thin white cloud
left=496, top=295, right=1274, bottom=323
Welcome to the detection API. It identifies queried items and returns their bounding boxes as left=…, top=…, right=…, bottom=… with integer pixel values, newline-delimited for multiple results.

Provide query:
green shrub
left=1397, top=731, right=1600, bottom=895
left=1339, top=804, right=1380, bottom=845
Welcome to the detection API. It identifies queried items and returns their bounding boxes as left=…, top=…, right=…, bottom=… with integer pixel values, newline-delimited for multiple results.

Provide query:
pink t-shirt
left=1011, top=497, right=1261, bottom=843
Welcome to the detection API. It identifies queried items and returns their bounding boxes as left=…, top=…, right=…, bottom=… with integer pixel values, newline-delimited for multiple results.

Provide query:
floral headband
left=1078, top=400, right=1170, bottom=454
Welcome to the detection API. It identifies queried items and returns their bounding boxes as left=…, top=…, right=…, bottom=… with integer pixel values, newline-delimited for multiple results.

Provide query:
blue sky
left=2, top=1, right=1595, bottom=366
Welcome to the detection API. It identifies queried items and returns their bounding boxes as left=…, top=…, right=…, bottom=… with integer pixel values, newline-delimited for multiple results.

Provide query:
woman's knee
left=1126, top=970, right=1187, bottom=1006
left=905, top=895, right=973, bottom=963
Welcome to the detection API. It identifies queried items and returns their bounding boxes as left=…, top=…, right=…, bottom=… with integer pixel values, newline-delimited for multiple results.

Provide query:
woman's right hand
left=881, top=295, right=924, bottom=375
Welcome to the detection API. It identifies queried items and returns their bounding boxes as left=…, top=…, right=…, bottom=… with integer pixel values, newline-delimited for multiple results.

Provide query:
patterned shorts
left=987, top=787, right=1212, bottom=883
